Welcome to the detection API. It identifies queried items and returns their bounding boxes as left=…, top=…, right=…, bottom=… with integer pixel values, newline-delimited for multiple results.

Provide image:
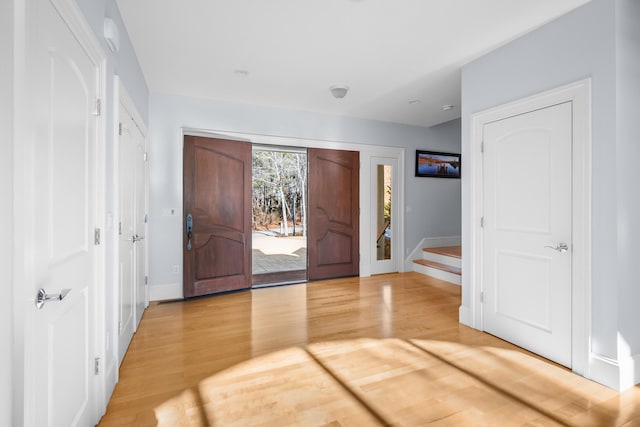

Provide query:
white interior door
left=118, top=102, right=147, bottom=364
left=23, top=0, right=101, bottom=425
left=482, top=102, right=572, bottom=367
left=132, top=116, right=148, bottom=327
left=118, top=110, right=136, bottom=364
left=370, top=156, right=399, bottom=275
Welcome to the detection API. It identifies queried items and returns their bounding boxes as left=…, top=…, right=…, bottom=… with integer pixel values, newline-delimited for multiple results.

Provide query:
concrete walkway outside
left=252, top=231, right=307, bottom=274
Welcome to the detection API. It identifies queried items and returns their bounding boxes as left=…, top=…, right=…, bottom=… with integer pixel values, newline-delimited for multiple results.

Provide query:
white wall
left=615, top=0, right=640, bottom=380
left=1, top=0, right=14, bottom=423
left=148, top=94, right=461, bottom=297
left=461, top=0, right=640, bottom=390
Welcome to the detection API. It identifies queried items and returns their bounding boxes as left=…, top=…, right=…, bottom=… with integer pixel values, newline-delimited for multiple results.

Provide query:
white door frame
left=369, top=156, right=400, bottom=275
left=470, top=79, right=591, bottom=376
left=181, top=128, right=405, bottom=280
left=13, top=0, right=107, bottom=423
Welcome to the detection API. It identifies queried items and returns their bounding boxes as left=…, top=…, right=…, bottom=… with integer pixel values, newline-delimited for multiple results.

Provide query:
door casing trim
left=469, top=79, right=592, bottom=377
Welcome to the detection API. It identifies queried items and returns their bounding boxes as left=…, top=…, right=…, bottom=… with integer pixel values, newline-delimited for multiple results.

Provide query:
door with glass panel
left=370, top=157, right=399, bottom=275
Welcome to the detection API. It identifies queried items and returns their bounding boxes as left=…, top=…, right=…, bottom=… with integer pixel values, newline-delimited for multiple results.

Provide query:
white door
left=370, top=156, right=399, bottom=275
left=118, top=111, right=136, bottom=364
left=133, top=125, right=147, bottom=327
left=482, top=102, right=572, bottom=367
left=118, top=103, right=147, bottom=364
left=22, top=0, right=102, bottom=425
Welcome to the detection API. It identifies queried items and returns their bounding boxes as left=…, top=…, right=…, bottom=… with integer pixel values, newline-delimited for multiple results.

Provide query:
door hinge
left=118, top=122, right=123, bottom=136
left=93, top=99, right=102, bottom=116
left=118, top=321, right=122, bottom=334
left=118, top=221, right=122, bottom=235
left=94, top=357, right=100, bottom=375
left=480, top=291, right=484, bottom=303
left=94, top=228, right=101, bottom=245
left=481, top=140, right=484, bottom=153
left=145, top=275, right=148, bottom=285
left=480, top=217, right=484, bottom=228
left=144, top=152, right=148, bottom=162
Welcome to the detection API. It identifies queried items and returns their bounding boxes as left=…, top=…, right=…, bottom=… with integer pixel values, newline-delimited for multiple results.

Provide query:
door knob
left=544, top=243, right=569, bottom=253
left=35, top=288, right=71, bottom=309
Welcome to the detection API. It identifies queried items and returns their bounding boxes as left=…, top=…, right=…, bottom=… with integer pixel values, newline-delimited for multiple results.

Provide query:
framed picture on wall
left=415, top=150, right=461, bottom=178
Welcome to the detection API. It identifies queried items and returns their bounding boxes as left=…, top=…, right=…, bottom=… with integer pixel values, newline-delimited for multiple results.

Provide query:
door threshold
left=252, top=279, right=308, bottom=289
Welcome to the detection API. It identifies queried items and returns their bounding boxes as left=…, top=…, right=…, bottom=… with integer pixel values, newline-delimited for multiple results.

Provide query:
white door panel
left=134, top=128, right=147, bottom=327
left=118, top=100, right=147, bottom=364
left=118, top=114, right=135, bottom=364
left=25, top=0, right=100, bottom=425
left=483, top=102, right=572, bottom=367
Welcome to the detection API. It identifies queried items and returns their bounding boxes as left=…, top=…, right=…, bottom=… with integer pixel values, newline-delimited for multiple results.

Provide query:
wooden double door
left=183, top=136, right=359, bottom=298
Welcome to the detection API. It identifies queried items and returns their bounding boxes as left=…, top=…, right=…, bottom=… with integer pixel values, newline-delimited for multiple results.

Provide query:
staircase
left=412, top=246, right=461, bottom=285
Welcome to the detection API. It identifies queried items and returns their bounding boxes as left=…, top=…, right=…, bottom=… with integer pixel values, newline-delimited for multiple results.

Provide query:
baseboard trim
left=105, top=357, right=118, bottom=400
left=149, top=282, right=183, bottom=301
left=459, top=305, right=473, bottom=328
left=588, top=352, right=620, bottom=390
left=404, top=236, right=461, bottom=272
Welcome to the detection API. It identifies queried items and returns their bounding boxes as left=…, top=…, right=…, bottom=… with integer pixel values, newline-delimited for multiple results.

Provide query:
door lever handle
left=35, top=288, right=71, bottom=309
left=544, top=243, right=569, bottom=253
left=186, top=213, right=193, bottom=251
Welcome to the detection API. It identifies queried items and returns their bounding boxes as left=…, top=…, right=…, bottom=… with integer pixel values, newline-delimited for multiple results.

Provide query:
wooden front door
left=308, top=148, right=360, bottom=280
left=183, top=136, right=252, bottom=297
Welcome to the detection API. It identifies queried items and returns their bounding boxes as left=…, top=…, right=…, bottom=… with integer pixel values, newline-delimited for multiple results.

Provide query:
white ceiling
left=116, top=0, right=590, bottom=128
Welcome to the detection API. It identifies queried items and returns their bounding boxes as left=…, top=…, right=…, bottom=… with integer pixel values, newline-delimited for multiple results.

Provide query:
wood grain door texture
left=308, top=148, right=360, bottom=280
left=183, top=135, right=252, bottom=297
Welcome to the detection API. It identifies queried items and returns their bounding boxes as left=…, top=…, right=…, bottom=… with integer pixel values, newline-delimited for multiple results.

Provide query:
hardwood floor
left=98, top=273, right=640, bottom=426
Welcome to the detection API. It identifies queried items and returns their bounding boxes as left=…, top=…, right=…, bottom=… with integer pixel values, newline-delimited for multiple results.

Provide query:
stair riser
left=422, top=251, right=462, bottom=268
left=413, top=264, right=461, bottom=285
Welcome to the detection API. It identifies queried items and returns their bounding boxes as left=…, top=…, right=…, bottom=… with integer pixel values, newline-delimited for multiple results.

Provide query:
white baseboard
left=459, top=305, right=473, bottom=328
left=105, top=357, right=118, bottom=399
left=587, top=351, right=640, bottom=391
left=404, top=236, right=461, bottom=272
left=149, top=282, right=183, bottom=301
left=588, top=352, right=621, bottom=390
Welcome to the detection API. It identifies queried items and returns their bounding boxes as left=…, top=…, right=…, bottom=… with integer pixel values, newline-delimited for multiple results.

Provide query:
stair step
left=422, top=246, right=461, bottom=258
left=421, top=245, right=462, bottom=268
left=413, top=259, right=461, bottom=276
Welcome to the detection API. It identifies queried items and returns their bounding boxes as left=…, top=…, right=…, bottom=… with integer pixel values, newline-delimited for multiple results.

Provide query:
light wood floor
left=98, top=273, right=640, bottom=426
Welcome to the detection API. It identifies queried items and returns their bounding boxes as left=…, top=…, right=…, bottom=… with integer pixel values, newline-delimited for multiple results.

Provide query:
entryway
left=183, top=135, right=360, bottom=297
left=252, top=147, right=308, bottom=287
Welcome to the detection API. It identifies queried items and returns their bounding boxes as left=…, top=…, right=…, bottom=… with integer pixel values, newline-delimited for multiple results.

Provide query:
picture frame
left=415, top=150, right=461, bottom=178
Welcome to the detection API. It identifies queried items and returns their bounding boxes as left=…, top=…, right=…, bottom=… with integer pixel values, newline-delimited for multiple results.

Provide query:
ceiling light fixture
left=442, top=104, right=454, bottom=111
left=330, top=85, right=349, bottom=99
left=409, top=100, right=421, bottom=105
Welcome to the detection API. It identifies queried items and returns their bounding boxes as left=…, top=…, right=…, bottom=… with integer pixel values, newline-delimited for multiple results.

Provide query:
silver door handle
left=132, top=234, right=145, bottom=242
left=544, top=243, right=568, bottom=253
left=35, top=288, right=71, bottom=309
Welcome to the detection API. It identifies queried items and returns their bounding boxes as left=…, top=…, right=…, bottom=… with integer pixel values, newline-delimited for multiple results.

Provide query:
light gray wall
left=149, top=94, right=461, bottom=291
left=1, top=0, right=13, bottom=424
left=615, top=0, right=640, bottom=360
left=462, top=0, right=639, bottom=370
left=75, top=0, right=149, bottom=121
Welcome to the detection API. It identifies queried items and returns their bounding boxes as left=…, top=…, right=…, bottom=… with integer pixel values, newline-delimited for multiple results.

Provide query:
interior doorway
left=251, top=146, right=308, bottom=287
